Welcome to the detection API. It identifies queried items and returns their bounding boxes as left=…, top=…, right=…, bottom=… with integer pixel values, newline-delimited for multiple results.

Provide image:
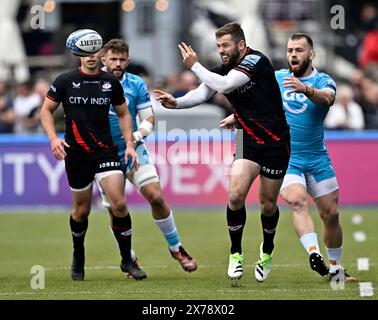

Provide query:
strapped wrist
left=305, top=84, right=315, bottom=97
left=133, top=131, right=143, bottom=143
left=139, top=120, right=154, bottom=136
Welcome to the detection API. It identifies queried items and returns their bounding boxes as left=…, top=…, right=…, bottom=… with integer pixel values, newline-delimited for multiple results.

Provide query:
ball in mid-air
left=66, top=29, right=103, bottom=57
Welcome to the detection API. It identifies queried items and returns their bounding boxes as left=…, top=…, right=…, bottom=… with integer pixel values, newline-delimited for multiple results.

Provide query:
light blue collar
left=298, top=67, right=318, bottom=81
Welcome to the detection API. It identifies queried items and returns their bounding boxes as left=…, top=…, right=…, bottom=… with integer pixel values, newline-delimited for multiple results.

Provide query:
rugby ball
left=66, top=29, right=103, bottom=57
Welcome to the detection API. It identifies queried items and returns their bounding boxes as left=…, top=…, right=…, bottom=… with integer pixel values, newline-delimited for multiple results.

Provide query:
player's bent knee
left=285, top=196, right=307, bottom=211
left=146, top=192, right=165, bottom=208
left=132, top=164, right=159, bottom=189
left=320, top=208, right=339, bottom=225
left=228, top=190, right=246, bottom=208
left=110, top=199, right=127, bottom=215
left=260, top=200, right=277, bottom=215
left=72, top=207, right=91, bottom=220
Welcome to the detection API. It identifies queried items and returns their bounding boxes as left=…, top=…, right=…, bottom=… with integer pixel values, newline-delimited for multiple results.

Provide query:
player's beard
left=222, top=48, right=240, bottom=67
left=288, top=57, right=310, bottom=77
left=112, top=68, right=125, bottom=80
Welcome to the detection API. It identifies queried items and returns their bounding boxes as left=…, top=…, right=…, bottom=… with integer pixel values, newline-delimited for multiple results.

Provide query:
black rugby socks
left=112, top=214, right=132, bottom=262
left=261, top=207, right=280, bottom=255
left=227, top=205, right=247, bottom=254
left=70, top=215, right=88, bottom=256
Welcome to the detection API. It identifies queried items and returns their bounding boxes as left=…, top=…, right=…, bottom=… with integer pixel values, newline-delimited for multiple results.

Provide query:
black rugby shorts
left=64, top=146, right=122, bottom=190
left=234, top=129, right=290, bottom=179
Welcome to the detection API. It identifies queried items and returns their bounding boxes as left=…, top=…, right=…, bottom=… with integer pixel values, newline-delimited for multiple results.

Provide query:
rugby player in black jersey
left=155, top=22, right=290, bottom=284
left=40, top=50, right=147, bottom=281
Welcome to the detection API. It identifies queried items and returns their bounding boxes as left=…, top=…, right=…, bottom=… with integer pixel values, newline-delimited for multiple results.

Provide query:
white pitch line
left=0, top=287, right=357, bottom=296
left=44, top=263, right=342, bottom=272
left=357, top=258, right=370, bottom=271
left=359, top=282, right=374, bottom=297
left=43, top=262, right=376, bottom=272
left=352, top=214, right=363, bottom=225
left=353, top=231, right=366, bottom=242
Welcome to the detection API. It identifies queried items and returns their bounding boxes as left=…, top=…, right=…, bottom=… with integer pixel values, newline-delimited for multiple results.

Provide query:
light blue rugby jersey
left=275, top=68, right=336, bottom=152
left=108, top=72, right=152, bottom=147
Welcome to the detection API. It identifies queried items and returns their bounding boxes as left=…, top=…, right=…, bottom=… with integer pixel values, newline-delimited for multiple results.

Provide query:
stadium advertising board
left=0, top=133, right=377, bottom=207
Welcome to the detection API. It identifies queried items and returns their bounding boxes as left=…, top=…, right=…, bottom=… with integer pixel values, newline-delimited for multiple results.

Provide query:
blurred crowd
left=323, top=3, right=378, bottom=130
left=1, top=65, right=377, bottom=134
left=1, top=2, right=377, bottom=134
left=0, top=69, right=235, bottom=134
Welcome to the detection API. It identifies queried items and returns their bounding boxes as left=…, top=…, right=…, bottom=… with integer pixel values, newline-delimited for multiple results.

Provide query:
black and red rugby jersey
left=212, top=47, right=289, bottom=145
left=47, top=67, right=125, bottom=153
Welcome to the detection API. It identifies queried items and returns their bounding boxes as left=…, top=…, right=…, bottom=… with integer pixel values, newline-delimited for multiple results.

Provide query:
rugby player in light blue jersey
left=275, top=33, right=356, bottom=282
left=97, top=39, right=197, bottom=279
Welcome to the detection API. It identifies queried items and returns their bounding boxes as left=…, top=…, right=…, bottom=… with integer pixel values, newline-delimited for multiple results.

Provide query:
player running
left=40, top=49, right=146, bottom=281
left=275, top=33, right=356, bottom=282
left=97, top=39, right=197, bottom=278
left=155, top=22, right=290, bottom=284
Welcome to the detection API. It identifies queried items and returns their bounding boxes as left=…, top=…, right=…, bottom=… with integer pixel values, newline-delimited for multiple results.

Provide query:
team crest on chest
left=102, top=82, right=112, bottom=92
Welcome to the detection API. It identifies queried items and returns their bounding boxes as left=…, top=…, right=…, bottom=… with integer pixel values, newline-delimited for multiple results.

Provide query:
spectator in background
left=166, top=72, right=187, bottom=97
left=14, top=81, right=41, bottom=133
left=181, top=70, right=200, bottom=91
left=324, top=84, right=365, bottom=130
left=359, top=4, right=378, bottom=69
left=0, top=80, right=15, bottom=133
left=359, top=75, right=378, bottom=129
left=34, top=78, right=49, bottom=99
left=34, top=78, right=65, bottom=132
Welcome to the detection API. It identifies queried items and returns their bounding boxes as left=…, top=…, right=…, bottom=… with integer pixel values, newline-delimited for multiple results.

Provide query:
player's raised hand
left=51, top=137, right=69, bottom=160
left=283, top=73, right=307, bottom=94
left=219, top=114, right=237, bottom=130
left=154, top=89, right=178, bottom=109
left=178, top=42, right=198, bottom=69
left=125, top=144, right=139, bottom=172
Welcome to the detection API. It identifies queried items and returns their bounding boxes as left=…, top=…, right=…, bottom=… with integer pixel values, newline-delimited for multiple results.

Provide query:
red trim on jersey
left=248, top=116, right=281, bottom=141
left=78, top=67, right=103, bottom=77
left=72, top=120, right=92, bottom=153
left=89, top=131, right=109, bottom=149
left=234, top=112, right=265, bottom=144
left=234, top=66, right=252, bottom=78
left=46, top=94, right=58, bottom=102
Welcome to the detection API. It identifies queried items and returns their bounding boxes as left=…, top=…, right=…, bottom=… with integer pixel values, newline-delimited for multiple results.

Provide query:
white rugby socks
left=300, top=232, right=321, bottom=255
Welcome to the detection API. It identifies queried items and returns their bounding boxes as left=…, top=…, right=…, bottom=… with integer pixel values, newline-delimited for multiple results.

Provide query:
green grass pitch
left=0, top=208, right=376, bottom=300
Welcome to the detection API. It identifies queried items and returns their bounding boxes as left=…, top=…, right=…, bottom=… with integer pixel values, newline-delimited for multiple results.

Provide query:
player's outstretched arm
left=155, top=83, right=216, bottom=110
left=178, top=42, right=250, bottom=94
left=154, top=89, right=178, bottom=109
left=40, top=97, right=69, bottom=160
